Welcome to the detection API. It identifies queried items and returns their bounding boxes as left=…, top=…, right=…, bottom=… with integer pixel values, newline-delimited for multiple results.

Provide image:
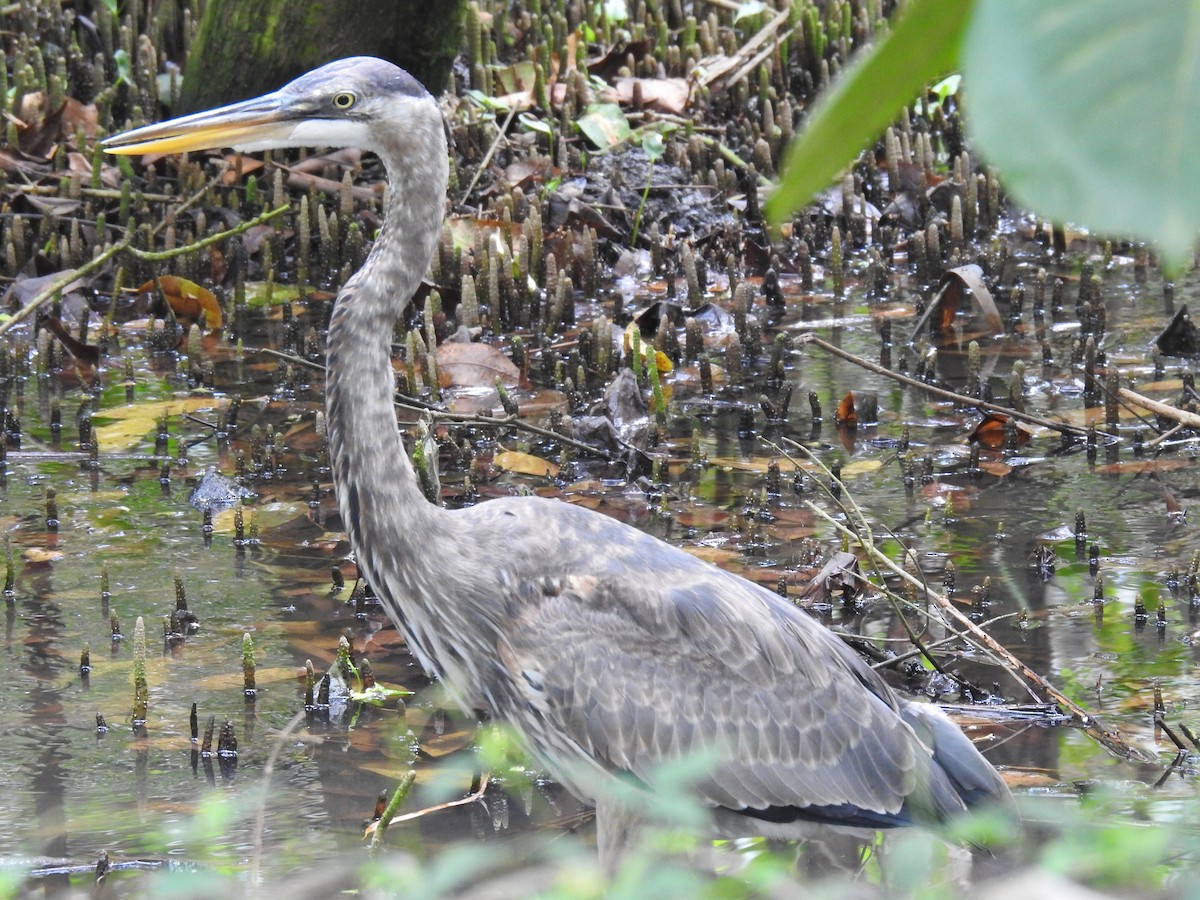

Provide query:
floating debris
left=189, top=466, right=256, bottom=513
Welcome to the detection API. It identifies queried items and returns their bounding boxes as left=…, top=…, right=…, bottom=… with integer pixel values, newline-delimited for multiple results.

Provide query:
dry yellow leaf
left=708, top=456, right=809, bottom=474
left=211, top=501, right=310, bottom=534
left=705, top=456, right=880, bottom=477
left=622, top=321, right=674, bottom=373
left=494, top=450, right=560, bottom=478
left=23, top=548, right=65, bottom=563
left=92, top=397, right=218, bottom=452
left=840, top=459, right=884, bottom=476
left=684, top=545, right=742, bottom=565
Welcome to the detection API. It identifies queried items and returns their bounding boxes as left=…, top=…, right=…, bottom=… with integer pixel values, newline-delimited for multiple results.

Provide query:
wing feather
left=494, top=564, right=937, bottom=821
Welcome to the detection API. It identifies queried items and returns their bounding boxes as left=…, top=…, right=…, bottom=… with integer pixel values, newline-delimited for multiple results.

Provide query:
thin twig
left=249, top=708, right=306, bottom=888
left=127, top=204, right=289, bottom=261
left=1147, top=422, right=1186, bottom=449
left=874, top=612, right=1021, bottom=669
left=460, top=106, right=517, bottom=205
left=796, top=332, right=1091, bottom=438
left=257, top=346, right=617, bottom=461
left=275, top=163, right=378, bottom=203
left=695, top=7, right=792, bottom=90
left=157, top=170, right=234, bottom=228
left=0, top=203, right=288, bottom=338
left=420, top=407, right=618, bottom=461
left=257, top=346, right=328, bottom=371
left=13, top=183, right=181, bottom=202
left=724, top=17, right=792, bottom=89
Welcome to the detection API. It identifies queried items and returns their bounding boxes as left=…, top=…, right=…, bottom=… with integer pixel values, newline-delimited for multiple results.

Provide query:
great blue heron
left=105, top=57, right=1012, bottom=872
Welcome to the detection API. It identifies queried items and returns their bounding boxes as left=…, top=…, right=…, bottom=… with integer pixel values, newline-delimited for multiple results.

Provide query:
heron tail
left=901, top=701, right=1014, bottom=816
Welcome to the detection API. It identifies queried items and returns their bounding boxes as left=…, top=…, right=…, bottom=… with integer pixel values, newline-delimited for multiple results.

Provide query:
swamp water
left=1, top=241, right=1199, bottom=895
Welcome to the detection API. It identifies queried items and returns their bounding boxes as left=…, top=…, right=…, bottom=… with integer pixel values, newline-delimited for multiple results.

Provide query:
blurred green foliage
left=768, top=0, right=1200, bottom=268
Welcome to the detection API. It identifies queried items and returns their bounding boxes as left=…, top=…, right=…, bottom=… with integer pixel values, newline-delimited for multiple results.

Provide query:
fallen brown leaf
left=611, top=77, right=691, bottom=114
left=436, top=341, right=522, bottom=388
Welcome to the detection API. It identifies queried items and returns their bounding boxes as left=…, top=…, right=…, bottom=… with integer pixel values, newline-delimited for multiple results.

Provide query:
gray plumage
left=104, top=57, right=1012, bottom=871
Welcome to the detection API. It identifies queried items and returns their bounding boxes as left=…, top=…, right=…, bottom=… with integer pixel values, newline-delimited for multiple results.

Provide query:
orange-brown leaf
left=919, top=264, right=1002, bottom=338
left=969, top=413, right=1031, bottom=449
left=834, top=392, right=878, bottom=428
left=836, top=392, right=857, bottom=427
left=137, top=275, right=223, bottom=330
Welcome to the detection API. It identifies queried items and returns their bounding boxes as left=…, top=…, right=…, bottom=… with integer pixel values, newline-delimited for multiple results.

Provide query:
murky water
left=2, top=237, right=1199, bottom=893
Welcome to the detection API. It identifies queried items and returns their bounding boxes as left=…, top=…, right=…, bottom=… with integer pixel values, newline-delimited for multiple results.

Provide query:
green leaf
left=518, top=111, right=553, bottom=137
left=766, top=0, right=973, bottom=225
left=641, top=130, right=665, bottom=161
left=112, top=49, right=133, bottom=87
left=928, top=74, right=961, bottom=107
left=576, top=102, right=631, bottom=149
left=493, top=60, right=537, bottom=95
left=349, top=684, right=413, bottom=707
left=735, top=1, right=769, bottom=22
left=604, top=0, right=629, bottom=23
left=463, top=89, right=510, bottom=112
left=963, top=0, right=1200, bottom=267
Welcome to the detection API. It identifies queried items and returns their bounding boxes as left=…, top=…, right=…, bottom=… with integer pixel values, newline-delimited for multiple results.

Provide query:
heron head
left=103, top=56, right=438, bottom=158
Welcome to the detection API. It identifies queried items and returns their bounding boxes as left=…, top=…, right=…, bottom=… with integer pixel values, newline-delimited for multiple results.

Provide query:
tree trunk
left=177, top=0, right=465, bottom=112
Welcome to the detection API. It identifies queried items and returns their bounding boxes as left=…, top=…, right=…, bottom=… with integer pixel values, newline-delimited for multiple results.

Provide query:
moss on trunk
left=178, top=0, right=465, bottom=112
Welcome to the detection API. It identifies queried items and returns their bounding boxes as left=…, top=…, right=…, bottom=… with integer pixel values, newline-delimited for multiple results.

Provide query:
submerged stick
left=249, top=708, right=306, bottom=888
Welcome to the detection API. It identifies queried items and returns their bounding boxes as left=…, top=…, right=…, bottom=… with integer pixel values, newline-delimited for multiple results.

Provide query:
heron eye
left=332, top=92, right=357, bottom=110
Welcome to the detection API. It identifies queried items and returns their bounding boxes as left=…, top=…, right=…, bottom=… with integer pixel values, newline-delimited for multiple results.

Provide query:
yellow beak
left=103, top=92, right=301, bottom=156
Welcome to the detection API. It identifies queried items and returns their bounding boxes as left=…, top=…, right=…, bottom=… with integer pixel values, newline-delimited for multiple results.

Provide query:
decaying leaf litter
left=3, top=0, right=1200, bottom=893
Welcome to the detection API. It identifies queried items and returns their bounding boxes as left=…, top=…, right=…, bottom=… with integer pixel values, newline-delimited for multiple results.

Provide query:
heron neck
left=324, top=127, right=450, bottom=587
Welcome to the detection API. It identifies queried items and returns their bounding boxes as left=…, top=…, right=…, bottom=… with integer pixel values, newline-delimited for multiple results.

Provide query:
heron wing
left=494, top=559, right=955, bottom=822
